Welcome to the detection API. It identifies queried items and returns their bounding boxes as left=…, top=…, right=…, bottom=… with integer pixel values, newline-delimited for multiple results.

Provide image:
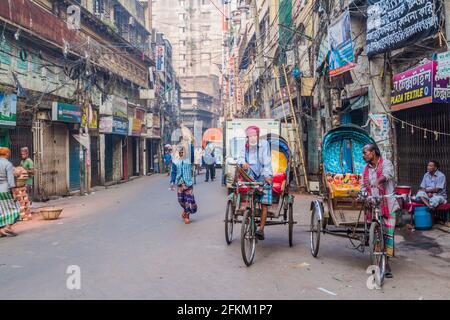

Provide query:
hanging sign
left=366, top=0, right=440, bottom=57
left=328, top=10, right=355, bottom=77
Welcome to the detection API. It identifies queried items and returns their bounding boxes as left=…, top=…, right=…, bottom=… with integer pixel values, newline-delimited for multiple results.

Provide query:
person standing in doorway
left=20, top=147, right=34, bottom=204
left=203, top=142, right=216, bottom=182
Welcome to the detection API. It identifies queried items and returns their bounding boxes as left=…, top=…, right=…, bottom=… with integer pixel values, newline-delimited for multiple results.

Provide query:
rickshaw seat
left=272, top=172, right=286, bottom=195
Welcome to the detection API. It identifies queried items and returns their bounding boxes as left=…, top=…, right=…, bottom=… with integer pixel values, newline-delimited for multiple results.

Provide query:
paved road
left=1, top=172, right=449, bottom=299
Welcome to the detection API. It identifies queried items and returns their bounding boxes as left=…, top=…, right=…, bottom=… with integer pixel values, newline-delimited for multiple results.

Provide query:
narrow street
left=1, top=172, right=449, bottom=300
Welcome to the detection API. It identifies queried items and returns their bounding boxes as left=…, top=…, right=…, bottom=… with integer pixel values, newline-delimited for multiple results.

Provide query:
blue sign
left=112, top=116, right=128, bottom=135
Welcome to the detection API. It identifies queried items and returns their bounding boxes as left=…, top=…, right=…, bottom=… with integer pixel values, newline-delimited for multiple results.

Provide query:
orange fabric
left=0, top=147, right=11, bottom=156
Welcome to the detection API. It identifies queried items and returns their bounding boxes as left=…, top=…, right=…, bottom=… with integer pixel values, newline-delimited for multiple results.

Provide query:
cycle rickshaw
left=224, top=134, right=296, bottom=266
left=309, top=125, right=402, bottom=286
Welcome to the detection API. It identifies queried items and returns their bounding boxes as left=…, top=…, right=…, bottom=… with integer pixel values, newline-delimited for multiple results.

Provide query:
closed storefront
left=69, top=133, right=81, bottom=191
left=90, top=135, right=100, bottom=186
left=36, top=101, right=82, bottom=199
left=99, top=115, right=128, bottom=183
left=395, top=104, right=450, bottom=193
left=39, top=122, right=68, bottom=200
left=104, top=134, right=114, bottom=183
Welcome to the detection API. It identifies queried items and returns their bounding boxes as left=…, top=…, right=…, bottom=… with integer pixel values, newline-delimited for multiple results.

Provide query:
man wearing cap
left=237, top=126, right=273, bottom=240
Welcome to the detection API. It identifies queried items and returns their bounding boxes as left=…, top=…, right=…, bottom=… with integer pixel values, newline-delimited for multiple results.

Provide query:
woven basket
left=40, top=208, right=63, bottom=220
left=15, top=178, right=27, bottom=188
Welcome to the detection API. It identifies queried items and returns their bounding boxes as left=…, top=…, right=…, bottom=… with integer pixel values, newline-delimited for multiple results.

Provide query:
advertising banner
left=156, top=45, right=165, bottom=72
left=328, top=10, right=355, bottom=77
left=0, top=93, right=17, bottom=127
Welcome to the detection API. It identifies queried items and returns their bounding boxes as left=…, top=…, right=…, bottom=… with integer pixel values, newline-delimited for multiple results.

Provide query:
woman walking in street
left=0, top=147, right=20, bottom=238
left=170, top=144, right=197, bottom=224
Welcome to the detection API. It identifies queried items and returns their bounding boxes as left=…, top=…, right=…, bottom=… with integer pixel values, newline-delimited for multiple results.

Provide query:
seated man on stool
left=416, top=160, right=447, bottom=209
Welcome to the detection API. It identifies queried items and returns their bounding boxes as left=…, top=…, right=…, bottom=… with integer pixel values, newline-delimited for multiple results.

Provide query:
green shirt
left=20, top=158, right=34, bottom=186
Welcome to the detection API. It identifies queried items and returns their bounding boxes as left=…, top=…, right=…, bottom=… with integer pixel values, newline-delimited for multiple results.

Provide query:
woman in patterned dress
left=170, top=144, right=197, bottom=224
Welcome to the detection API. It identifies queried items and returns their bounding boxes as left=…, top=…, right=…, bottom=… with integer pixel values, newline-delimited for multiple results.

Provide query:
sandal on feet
left=4, top=230, right=18, bottom=237
left=385, top=272, right=393, bottom=278
left=184, top=217, right=190, bottom=224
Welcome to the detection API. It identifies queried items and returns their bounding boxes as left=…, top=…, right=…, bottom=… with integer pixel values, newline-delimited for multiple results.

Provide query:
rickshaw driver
left=237, top=126, right=273, bottom=240
left=362, top=144, right=399, bottom=278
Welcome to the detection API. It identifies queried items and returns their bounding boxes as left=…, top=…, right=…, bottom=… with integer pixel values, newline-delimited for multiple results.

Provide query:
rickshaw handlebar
left=358, top=192, right=407, bottom=202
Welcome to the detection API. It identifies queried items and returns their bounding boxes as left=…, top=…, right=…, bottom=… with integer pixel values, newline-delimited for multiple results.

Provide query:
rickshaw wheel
left=288, top=203, right=294, bottom=247
left=369, top=222, right=386, bottom=286
left=241, top=209, right=256, bottom=267
left=225, top=200, right=234, bottom=245
left=310, top=209, right=321, bottom=257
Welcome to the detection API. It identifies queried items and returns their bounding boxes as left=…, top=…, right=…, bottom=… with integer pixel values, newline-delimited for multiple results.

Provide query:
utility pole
left=249, top=0, right=270, bottom=118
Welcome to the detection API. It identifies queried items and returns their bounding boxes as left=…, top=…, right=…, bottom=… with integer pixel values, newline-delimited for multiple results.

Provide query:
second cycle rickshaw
left=309, top=125, right=403, bottom=286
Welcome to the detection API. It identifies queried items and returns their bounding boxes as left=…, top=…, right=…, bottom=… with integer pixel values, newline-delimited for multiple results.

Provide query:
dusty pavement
left=0, top=172, right=449, bottom=300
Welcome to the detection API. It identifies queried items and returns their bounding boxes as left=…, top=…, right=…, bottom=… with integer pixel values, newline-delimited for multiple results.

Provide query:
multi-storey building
left=152, top=0, right=222, bottom=132
left=0, top=0, right=155, bottom=200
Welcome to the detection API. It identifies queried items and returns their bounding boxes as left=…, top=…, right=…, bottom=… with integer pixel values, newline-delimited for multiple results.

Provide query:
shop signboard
left=271, top=103, right=292, bottom=120
left=391, top=60, right=450, bottom=111
left=366, top=0, right=440, bottom=58
left=113, top=96, right=128, bottom=119
left=131, top=109, right=145, bottom=136
left=100, top=95, right=113, bottom=115
left=52, top=102, right=81, bottom=123
left=89, top=109, right=98, bottom=129
left=99, top=116, right=128, bottom=135
left=0, top=93, right=17, bottom=127
left=128, top=106, right=134, bottom=136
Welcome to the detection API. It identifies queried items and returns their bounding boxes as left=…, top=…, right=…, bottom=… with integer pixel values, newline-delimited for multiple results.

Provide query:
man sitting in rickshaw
left=237, top=126, right=273, bottom=241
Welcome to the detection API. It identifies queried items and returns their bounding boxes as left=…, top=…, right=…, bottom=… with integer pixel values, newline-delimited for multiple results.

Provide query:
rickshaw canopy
left=322, top=124, right=375, bottom=175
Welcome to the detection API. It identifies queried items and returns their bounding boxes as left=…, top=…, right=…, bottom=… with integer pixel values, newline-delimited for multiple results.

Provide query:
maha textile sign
left=391, top=60, right=450, bottom=111
left=0, top=93, right=17, bottom=127
left=52, top=102, right=81, bottom=123
left=328, top=10, right=355, bottom=77
left=366, top=0, right=440, bottom=57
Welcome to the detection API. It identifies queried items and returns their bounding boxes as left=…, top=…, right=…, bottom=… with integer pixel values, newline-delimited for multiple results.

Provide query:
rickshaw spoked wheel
left=369, top=221, right=386, bottom=286
left=225, top=200, right=234, bottom=245
left=241, top=208, right=256, bottom=267
left=310, top=209, right=321, bottom=257
left=288, top=202, right=294, bottom=247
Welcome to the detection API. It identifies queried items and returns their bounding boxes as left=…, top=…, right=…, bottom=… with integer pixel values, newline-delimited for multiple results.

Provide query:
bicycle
left=361, top=189, right=405, bottom=287
left=240, top=181, right=265, bottom=267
